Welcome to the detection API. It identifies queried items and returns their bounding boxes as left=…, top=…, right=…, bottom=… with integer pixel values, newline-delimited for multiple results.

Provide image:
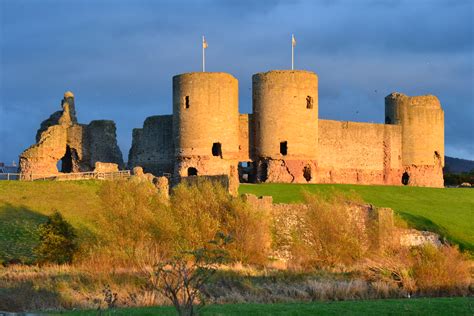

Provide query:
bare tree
left=150, top=233, right=231, bottom=316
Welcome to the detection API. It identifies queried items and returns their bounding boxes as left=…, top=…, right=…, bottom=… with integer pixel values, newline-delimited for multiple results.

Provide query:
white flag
left=203, top=36, right=208, bottom=49
left=292, top=34, right=296, bottom=47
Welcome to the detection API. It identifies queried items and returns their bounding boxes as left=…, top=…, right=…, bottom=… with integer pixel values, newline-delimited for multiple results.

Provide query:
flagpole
left=202, top=36, right=205, bottom=72
left=291, top=34, right=294, bottom=70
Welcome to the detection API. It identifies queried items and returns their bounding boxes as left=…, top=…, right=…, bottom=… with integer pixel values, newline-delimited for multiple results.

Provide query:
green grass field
left=239, top=183, right=474, bottom=252
left=0, top=180, right=473, bottom=263
left=49, top=297, right=473, bottom=315
left=0, top=180, right=102, bottom=262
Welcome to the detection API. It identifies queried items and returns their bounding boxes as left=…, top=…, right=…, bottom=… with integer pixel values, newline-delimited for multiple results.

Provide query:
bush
left=169, top=180, right=271, bottom=265
left=288, top=191, right=369, bottom=270
left=35, top=211, right=78, bottom=264
left=97, top=180, right=174, bottom=263
left=411, top=244, right=471, bottom=295
left=96, top=179, right=271, bottom=266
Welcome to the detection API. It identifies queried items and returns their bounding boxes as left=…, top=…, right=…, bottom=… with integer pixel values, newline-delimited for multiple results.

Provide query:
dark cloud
left=0, top=0, right=472, bottom=164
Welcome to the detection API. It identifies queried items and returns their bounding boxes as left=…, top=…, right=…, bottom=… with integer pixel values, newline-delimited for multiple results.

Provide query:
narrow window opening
left=187, top=167, right=198, bottom=176
left=303, top=165, right=312, bottom=182
left=434, top=151, right=440, bottom=159
left=280, top=141, right=288, bottom=156
left=306, top=96, right=313, bottom=109
left=385, top=116, right=392, bottom=124
left=401, top=172, right=410, bottom=185
left=185, top=96, right=190, bottom=109
left=259, top=162, right=268, bottom=182
left=212, top=142, right=222, bottom=158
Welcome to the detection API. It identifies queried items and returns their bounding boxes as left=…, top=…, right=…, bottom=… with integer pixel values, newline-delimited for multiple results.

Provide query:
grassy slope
left=0, top=181, right=102, bottom=262
left=51, top=297, right=473, bottom=315
left=0, top=181, right=473, bottom=262
left=239, top=184, right=474, bottom=251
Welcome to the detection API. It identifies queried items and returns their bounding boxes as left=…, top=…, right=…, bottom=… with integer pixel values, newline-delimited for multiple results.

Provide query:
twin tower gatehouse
left=128, top=69, right=445, bottom=188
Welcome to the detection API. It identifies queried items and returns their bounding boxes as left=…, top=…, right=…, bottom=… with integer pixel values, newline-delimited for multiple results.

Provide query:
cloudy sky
left=1, top=0, right=473, bottom=164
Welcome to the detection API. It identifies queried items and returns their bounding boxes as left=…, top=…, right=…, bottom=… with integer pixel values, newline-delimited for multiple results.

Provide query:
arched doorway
left=187, top=167, right=198, bottom=176
left=59, top=145, right=75, bottom=173
left=401, top=172, right=410, bottom=185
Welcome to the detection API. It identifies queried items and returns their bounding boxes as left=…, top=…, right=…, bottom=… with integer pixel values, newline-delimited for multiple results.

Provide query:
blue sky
left=1, top=0, right=473, bottom=164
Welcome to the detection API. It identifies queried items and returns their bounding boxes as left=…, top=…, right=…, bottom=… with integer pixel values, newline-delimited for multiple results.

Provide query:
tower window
left=385, top=116, right=392, bottom=124
left=212, top=142, right=222, bottom=158
left=306, top=96, right=313, bottom=109
left=185, top=96, right=190, bottom=109
left=280, top=141, right=288, bottom=156
left=187, top=167, right=198, bottom=176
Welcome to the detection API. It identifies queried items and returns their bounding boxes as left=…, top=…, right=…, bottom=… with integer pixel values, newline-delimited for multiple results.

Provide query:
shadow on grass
left=0, top=204, right=49, bottom=264
left=0, top=281, right=63, bottom=312
left=397, top=211, right=473, bottom=252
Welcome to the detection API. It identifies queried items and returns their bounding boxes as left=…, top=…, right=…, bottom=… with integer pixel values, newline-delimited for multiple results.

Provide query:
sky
left=1, top=0, right=473, bottom=164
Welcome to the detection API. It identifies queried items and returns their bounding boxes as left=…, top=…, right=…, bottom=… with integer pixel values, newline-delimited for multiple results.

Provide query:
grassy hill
left=0, top=181, right=102, bottom=262
left=0, top=180, right=473, bottom=263
left=239, top=183, right=474, bottom=252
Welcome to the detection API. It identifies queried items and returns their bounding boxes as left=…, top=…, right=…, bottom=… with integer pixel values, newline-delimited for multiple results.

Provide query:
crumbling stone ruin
left=19, top=92, right=123, bottom=178
left=129, top=70, right=444, bottom=187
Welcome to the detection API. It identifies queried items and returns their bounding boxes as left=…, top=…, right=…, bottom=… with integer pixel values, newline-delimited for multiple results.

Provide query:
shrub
left=411, top=244, right=471, bottom=295
left=96, top=179, right=271, bottom=266
left=35, top=211, right=78, bottom=264
left=97, top=180, right=175, bottom=263
left=169, top=180, right=271, bottom=265
left=288, top=191, right=369, bottom=270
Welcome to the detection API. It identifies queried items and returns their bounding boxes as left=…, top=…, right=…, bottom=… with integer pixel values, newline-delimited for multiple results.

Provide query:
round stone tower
left=252, top=70, right=319, bottom=183
left=172, top=72, right=239, bottom=180
left=385, top=92, right=444, bottom=187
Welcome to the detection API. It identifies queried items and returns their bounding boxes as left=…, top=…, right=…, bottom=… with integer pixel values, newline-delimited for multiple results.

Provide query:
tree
left=35, top=211, right=77, bottom=264
left=149, top=233, right=231, bottom=316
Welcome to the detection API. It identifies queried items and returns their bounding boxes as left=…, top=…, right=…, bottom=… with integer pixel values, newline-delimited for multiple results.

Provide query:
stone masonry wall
left=19, top=92, right=123, bottom=178
left=128, top=115, right=174, bottom=175
left=317, top=120, right=403, bottom=185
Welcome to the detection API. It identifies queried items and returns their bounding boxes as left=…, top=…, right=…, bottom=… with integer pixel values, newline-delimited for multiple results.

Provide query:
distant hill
left=444, top=156, right=474, bottom=174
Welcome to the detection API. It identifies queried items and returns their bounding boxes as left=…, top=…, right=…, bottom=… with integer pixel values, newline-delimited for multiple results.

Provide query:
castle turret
left=172, top=72, right=239, bottom=179
left=252, top=70, right=318, bottom=182
left=385, top=92, right=444, bottom=187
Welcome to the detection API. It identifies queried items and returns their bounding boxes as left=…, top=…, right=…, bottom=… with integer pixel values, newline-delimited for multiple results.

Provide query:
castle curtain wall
left=317, top=120, right=403, bottom=185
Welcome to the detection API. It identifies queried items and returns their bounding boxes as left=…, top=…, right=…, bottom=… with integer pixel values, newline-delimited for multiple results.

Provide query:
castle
left=19, top=70, right=445, bottom=188
left=128, top=70, right=444, bottom=187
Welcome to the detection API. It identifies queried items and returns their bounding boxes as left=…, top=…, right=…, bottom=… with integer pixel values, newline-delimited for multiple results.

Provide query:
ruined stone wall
left=385, top=93, right=444, bottom=187
left=128, top=115, right=174, bottom=175
left=19, top=92, right=123, bottom=178
left=172, top=72, right=239, bottom=180
left=87, top=120, right=124, bottom=168
left=238, top=114, right=254, bottom=162
left=317, top=120, right=403, bottom=185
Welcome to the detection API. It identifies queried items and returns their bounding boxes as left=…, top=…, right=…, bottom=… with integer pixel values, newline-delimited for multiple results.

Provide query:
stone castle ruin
left=129, top=70, right=444, bottom=188
left=19, top=92, right=123, bottom=178
left=19, top=70, right=444, bottom=188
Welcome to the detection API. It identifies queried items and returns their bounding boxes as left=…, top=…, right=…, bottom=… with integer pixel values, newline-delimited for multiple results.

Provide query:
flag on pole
left=292, top=34, right=296, bottom=47
left=203, top=36, right=208, bottom=49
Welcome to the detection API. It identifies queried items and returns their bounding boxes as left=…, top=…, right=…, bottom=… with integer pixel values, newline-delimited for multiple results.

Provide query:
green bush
left=35, top=211, right=78, bottom=264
